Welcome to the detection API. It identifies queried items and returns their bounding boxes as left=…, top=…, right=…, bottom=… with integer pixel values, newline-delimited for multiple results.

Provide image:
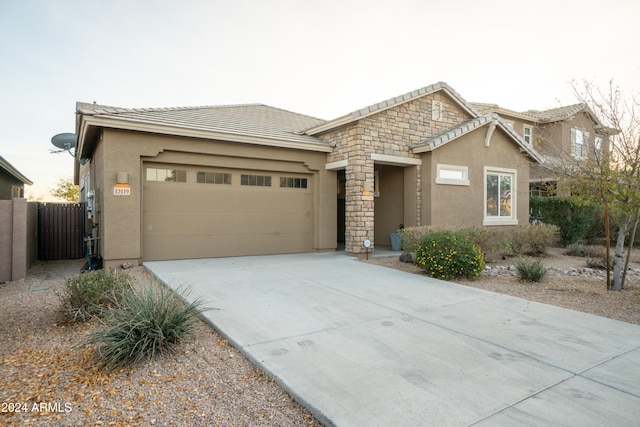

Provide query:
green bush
left=87, top=285, right=205, bottom=372
left=514, top=257, right=550, bottom=282
left=415, top=230, right=485, bottom=280
left=399, top=225, right=440, bottom=253
left=530, top=196, right=601, bottom=246
left=57, top=269, right=132, bottom=322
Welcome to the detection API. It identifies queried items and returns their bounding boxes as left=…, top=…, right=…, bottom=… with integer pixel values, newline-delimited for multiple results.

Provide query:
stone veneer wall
left=319, top=92, right=472, bottom=254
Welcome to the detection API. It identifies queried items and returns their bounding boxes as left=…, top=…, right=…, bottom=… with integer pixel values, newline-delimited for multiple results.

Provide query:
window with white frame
left=431, top=100, right=444, bottom=121
left=435, top=164, right=469, bottom=186
left=484, top=167, right=517, bottom=225
left=523, top=126, right=532, bottom=144
left=571, top=128, right=590, bottom=159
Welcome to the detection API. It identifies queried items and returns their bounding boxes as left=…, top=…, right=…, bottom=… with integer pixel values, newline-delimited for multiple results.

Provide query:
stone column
left=345, top=152, right=375, bottom=256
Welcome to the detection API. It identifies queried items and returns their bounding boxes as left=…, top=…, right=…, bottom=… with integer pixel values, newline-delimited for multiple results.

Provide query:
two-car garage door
left=143, top=163, right=313, bottom=261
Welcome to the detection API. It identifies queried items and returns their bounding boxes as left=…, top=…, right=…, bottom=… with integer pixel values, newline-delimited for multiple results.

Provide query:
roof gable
left=413, top=113, right=543, bottom=163
left=303, top=82, right=480, bottom=135
left=0, top=155, right=32, bottom=185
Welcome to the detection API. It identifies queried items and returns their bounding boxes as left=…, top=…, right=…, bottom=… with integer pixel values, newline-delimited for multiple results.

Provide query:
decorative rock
left=399, top=252, right=413, bottom=263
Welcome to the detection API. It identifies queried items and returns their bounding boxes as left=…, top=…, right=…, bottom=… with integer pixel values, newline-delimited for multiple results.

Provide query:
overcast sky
left=1, top=0, right=638, bottom=200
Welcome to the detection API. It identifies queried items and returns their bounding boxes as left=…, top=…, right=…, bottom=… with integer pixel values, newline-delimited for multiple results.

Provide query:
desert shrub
left=497, top=224, right=559, bottom=256
left=58, top=269, right=132, bottom=322
left=586, top=255, right=613, bottom=270
left=522, top=223, right=559, bottom=254
left=415, top=230, right=485, bottom=280
left=87, top=285, right=205, bottom=372
left=499, top=227, right=527, bottom=256
left=565, top=243, right=604, bottom=258
left=399, top=225, right=440, bottom=253
left=515, top=258, right=550, bottom=282
left=530, top=196, right=601, bottom=246
left=459, top=226, right=494, bottom=255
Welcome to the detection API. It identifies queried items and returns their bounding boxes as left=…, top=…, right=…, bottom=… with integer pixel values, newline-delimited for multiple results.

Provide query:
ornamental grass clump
left=415, top=230, right=485, bottom=280
left=58, top=269, right=132, bottom=322
left=87, top=285, right=205, bottom=372
left=514, top=257, right=550, bottom=283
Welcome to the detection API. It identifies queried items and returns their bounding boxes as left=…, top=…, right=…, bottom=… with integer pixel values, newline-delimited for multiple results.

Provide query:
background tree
left=50, top=176, right=79, bottom=202
left=563, top=80, right=640, bottom=290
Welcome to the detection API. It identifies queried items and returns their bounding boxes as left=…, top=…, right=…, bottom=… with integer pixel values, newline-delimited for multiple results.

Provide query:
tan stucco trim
left=325, top=159, right=348, bottom=170
left=371, top=153, right=422, bottom=166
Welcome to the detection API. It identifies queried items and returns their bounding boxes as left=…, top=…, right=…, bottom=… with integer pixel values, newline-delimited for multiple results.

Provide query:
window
left=435, top=164, right=469, bottom=186
left=146, top=168, right=187, bottom=182
left=571, top=128, right=590, bottom=159
left=241, top=174, right=271, bottom=187
left=197, top=171, right=231, bottom=185
left=431, top=100, right=444, bottom=121
left=280, top=177, right=308, bottom=189
left=484, top=167, right=517, bottom=225
left=523, top=126, right=532, bottom=144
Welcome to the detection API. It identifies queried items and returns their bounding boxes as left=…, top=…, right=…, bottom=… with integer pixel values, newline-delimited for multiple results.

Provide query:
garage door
left=143, top=163, right=313, bottom=260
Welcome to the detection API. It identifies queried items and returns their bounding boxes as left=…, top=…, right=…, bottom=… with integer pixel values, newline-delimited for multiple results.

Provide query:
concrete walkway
left=144, top=252, right=640, bottom=427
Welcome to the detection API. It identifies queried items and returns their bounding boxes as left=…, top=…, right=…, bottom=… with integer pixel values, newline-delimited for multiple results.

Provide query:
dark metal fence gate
left=37, top=202, right=85, bottom=260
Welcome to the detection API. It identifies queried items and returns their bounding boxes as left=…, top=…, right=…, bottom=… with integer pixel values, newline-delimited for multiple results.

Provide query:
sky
left=1, top=0, right=639, bottom=200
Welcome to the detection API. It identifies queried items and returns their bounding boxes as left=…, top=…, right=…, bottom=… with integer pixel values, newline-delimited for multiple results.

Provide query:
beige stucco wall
left=84, top=129, right=336, bottom=268
left=423, top=126, right=531, bottom=227
left=0, top=198, right=28, bottom=282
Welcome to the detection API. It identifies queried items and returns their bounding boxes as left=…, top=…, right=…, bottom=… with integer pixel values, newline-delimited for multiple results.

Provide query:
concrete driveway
left=144, top=252, right=640, bottom=427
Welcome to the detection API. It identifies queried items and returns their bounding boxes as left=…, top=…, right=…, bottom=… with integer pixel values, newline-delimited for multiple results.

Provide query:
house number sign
left=113, top=186, right=131, bottom=196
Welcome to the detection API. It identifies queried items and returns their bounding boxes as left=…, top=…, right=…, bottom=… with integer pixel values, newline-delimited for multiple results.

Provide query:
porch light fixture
left=116, top=172, right=129, bottom=185
left=363, top=180, right=373, bottom=195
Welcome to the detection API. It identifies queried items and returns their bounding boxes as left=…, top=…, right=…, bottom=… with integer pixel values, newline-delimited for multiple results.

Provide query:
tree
left=50, top=176, right=79, bottom=202
left=562, top=80, right=640, bottom=291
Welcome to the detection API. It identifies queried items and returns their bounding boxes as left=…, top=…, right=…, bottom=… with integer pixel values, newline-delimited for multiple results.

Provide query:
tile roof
left=0, top=155, right=32, bottom=185
left=303, top=81, right=481, bottom=135
left=76, top=103, right=330, bottom=148
left=413, top=113, right=543, bottom=162
left=525, top=103, right=589, bottom=122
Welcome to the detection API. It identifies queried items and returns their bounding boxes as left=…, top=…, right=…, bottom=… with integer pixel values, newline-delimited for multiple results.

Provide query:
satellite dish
left=51, top=133, right=76, bottom=150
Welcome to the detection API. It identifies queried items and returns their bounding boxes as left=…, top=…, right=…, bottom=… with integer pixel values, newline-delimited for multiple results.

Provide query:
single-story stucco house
left=74, top=82, right=542, bottom=269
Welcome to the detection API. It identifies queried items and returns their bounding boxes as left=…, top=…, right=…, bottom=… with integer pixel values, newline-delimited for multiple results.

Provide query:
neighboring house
left=0, top=155, right=32, bottom=282
left=74, top=82, right=542, bottom=268
left=472, top=102, right=616, bottom=196
left=0, top=154, right=32, bottom=199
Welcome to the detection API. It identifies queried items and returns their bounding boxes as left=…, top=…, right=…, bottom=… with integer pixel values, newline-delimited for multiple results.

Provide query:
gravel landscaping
left=1, top=247, right=638, bottom=426
left=365, top=246, right=640, bottom=326
left=0, top=260, right=322, bottom=427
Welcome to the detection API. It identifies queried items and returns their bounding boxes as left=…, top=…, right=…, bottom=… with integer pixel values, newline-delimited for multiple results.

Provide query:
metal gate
left=37, top=203, right=85, bottom=260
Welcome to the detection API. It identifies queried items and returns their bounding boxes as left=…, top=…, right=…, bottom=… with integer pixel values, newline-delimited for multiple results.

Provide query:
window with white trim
left=523, top=126, right=532, bottom=144
left=484, top=167, right=517, bottom=225
left=435, top=164, right=469, bottom=186
left=571, top=128, right=590, bottom=159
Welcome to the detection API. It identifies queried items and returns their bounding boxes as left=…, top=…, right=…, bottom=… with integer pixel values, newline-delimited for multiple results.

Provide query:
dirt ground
left=364, top=246, right=640, bottom=326
left=0, top=259, right=322, bottom=427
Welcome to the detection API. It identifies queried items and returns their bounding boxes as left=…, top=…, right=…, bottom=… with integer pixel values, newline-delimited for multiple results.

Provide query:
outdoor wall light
left=116, top=172, right=129, bottom=185
left=363, top=180, right=373, bottom=195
